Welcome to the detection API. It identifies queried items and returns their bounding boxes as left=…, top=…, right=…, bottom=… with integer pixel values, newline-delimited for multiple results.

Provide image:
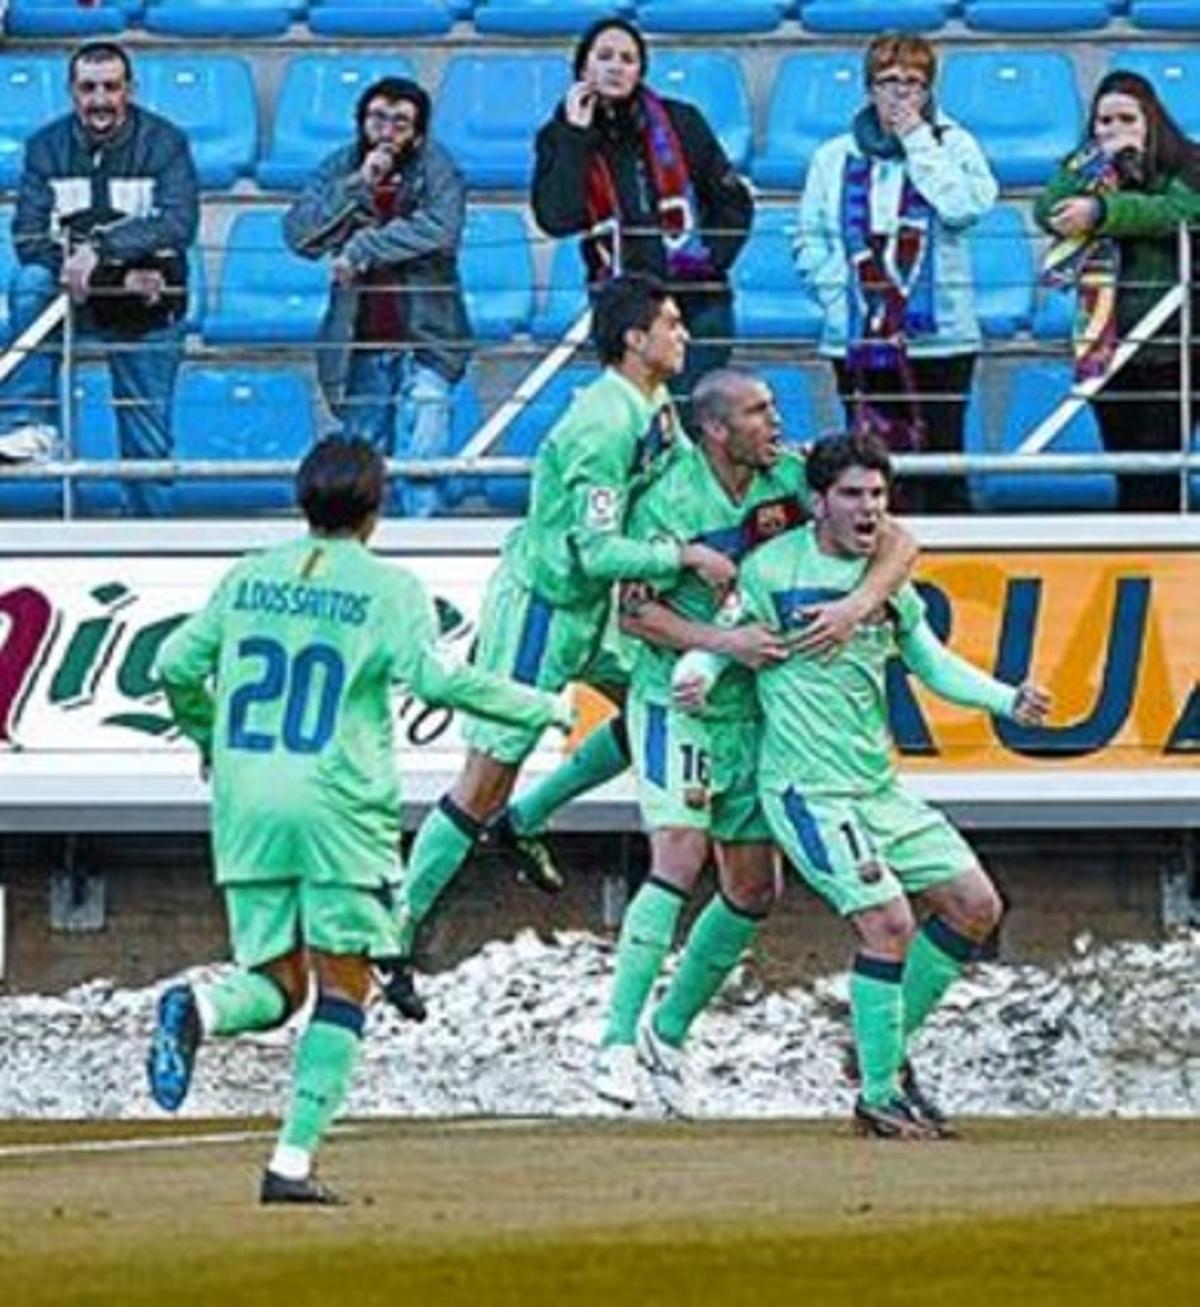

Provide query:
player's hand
left=1048, top=197, right=1101, bottom=239
left=1013, top=682, right=1052, bottom=726
left=718, top=622, right=789, bottom=670
left=564, top=80, right=598, bottom=129
left=63, top=242, right=99, bottom=305
left=672, top=671, right=712, bottom=714
left=789, top=592, right=872, bottom=658
left=680, top=543, right=737, bottom=594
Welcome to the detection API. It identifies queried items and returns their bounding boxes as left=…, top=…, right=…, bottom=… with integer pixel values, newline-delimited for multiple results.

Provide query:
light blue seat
left=204, top=211, right=327, bottom=345
left=0, top=210, right=15, bottom=344
left=965, top=362, right=1117, bottom=511
left=438, top=372, right=485, bottom=508
left=752, top=50, right=861, bottom=189
left=474, top=0, right=633, bottom=33
left=0, top=56, right=67, bottom=190
left=1129, top=0, right=1200, bottom=29
left=647, top=50, right=752, bottom=170
left=940, top=51, right=1082, bottom=188
left=1191, top=426, right=1200, bottom=510
left=308, top=0, right=456, bottom=35
left=434, top=55, right=572, bottom=190
left=964, top=0, right=1113, bottom=31
left=461, top=207, right=534, bottom=340
left=258, top=55, right=417, bottom=191
left=137, top=56, right=257, bottom=189
left=143, top=0, right=298, bottom=38
left=968, top=205, right=1034, bottom=340
left=756, top=363, right=820, bottom=447
left=531, top=240, right=588, bottom=340
left=637, top=0, right=788, bottom=34
left=1107, top=48, right=1200, bottom=136
left=732, top=207, right=823, bottom=342
left=799, top=0, right=951, bottom=33
left=4, top=0, right=138, bottom=36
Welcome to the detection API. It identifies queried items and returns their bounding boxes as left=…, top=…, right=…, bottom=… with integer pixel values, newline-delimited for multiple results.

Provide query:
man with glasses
left=285, top=77, right=470, bottom=518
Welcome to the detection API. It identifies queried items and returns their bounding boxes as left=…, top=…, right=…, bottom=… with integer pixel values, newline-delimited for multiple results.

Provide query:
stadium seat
left=308, top=0, right=456, bottom=35
left=798, top=0, right=951, bottom=33
left=965, top=362, right=1117, bottom=511
left=0, top=210, right=15, bottom=344
left=142, top=0, right=297, bottom=38
left=137, top=56, right=257, bottom=190
left=940, top=51, right=1083, bottom=188
left=203, top=211, right=328, bottom=345
left=258, top=55, right=417, bottom=191
left=433, top=55, right=572, bottom=190
left=646, top=50, right=753, bottom=170
left=0, top=56, right=68, bottom=191
left=1129, top=0, right=1200, bottom=29
left=474, top=0, right=634, bottom=34
left=531, top=240, right=588, bottom=341
left=461, top=207, right=534, bottom=341
left=732, top=207, right=823, bottom=342
left=171, top=367, right=316, bottom=515
left=967, top=205, right=1034, bottom=340
left=636, top=1, right=788, bottom=34
left=755, top=363, right=821, bottom=447
left=1107, top=48, right=1200, bottom=137
left=437, top=372, right=485, bottom=508
left=4, top=0, right=137, bottom=37
left=752, top=50, right=862, bottom=189
left=963, top=1, right=1113, bottom=31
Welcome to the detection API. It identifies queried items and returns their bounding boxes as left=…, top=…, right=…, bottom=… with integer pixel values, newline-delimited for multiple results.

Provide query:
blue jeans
left=1, top=262, right=183, bottom=517
left=339, top=349, right=453, bottom=518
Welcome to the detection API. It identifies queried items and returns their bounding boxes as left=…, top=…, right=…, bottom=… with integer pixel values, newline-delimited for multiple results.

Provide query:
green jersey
left=507, top=369, right=688, bottom=613
left=627, top=445, right=810, bottom=720
left=157, top=536, right=568, bottom=887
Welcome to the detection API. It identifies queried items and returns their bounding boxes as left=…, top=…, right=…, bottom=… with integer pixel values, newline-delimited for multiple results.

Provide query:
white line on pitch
left=0, top=1125, right=359, bottom=1161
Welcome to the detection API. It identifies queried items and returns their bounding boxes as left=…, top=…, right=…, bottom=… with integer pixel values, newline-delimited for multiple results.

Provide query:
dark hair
left=297, top=438, right=385, bottom=533
left=572, top=17, right=647, bottom=82
left=590, top=273, right=672, bottom=366
left=70, top=41, right=132, bottom=84
left=1088, top=70, right=1200, bottom=189
left=806, top=431, right=894, bottom=496
left=355, top=76, right=431, bottom=143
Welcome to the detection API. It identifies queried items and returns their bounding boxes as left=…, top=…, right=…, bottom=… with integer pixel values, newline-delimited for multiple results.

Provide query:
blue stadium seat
left=137, top=56, right=257, bottom=190
left=0, top=210, right=15, bottom=344
left=637, top=1, right=787, bottom=34
left=434, top=56, right=572, bottom=190
left=732, top=207, right=823, bottom=342
left=438, top=371, right=485, bottom=508
left=646, top=50, right=752, bottom=170
left=184, top=245, right=208, bottom=334
left=799, top=0, right=951, bottom=33
left=0, top=56, right=68, bottom=191
left=474, top=0, right=634, bottom=34
left=1129, top=0, right=1200, bottom=29
left=143, top=0, right=297, bottom=38
left=204, top=211, right=327, bottom=345
left=967, top=206, right=1034, bottom=340
left=940, top=51, right=1083, bottom=187
left=756, top=363, right=821, bottom=447
left=531, top=240, right=588, bottom=341
left=964, top=1, right=1113, bottom=31
left=171, top=367, right=317, bottom=515
left=461, top=207, right=534, bottom=340
left=752, top=50, right=861, bottom=189
left=1107, top=48, right=1200, bottom=137
left=965, top=363, right=1117, bottom=511
left=1191, top=426, right=1200, bottom=510
left=4, top=0, right=137, bottom=37
left=258, top=55, right=417, bottom=191
left=308, top=0, right=456, bottom=35
left=71, top=365, right=124, bottom=517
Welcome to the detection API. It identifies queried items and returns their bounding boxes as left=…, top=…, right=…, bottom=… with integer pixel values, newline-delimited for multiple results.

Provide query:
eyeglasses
left=872, top=75, right=929, bottom=94
left=365, top=110, right=417, bottom=129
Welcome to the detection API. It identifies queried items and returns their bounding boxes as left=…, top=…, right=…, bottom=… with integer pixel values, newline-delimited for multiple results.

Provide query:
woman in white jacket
left=795, top=34, right=998, bottom=514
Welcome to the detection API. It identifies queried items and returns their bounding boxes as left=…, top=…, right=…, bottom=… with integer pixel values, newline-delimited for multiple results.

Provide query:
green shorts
left=761, top=783, right=976, bottom=917
left=628, top=691, right=770, bottom=843
left=462, top=560, right=630, bottom=764
left=223, top=880, right=399, bottom=970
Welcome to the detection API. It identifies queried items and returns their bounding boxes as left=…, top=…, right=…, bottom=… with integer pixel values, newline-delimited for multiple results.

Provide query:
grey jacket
left=284, top=138, right=471, bottom=402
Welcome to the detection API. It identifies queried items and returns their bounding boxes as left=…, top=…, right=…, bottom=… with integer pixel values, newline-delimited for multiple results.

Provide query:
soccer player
left=147, top=438, right=573, bottom=1204
left=599, top=370, right=917, bottom=1113
left=673, top=431, right=1050, bottom=1138
left=391, top=274, right=737, bottom=993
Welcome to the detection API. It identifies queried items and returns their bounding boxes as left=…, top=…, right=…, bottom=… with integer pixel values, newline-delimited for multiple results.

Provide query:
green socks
left=902, top=916, right=977, bottom=1040
left=653, top=895, right=762, bottom=1048
left=279, top=995, right=364, bottom=1158
left=601, top=878, right=686, bottom=1048
left=195, top=970, right=288, bottom=1037
left=509, top=717, right=630, bottom=837
left=397, top=797, right=484, bottom=956
left=850, top=954, right=905, bottom=1106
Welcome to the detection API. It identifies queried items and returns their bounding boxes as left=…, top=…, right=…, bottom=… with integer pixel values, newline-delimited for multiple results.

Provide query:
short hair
left=864, top=33, right=936, bottom=88
left=691, top=367, right=760, bottom=434
left=70, top=41, right=133, bottom=84
left=572, top=17, right=648, bottom=81
left=591, top=273, right=671, bottom=366
left=806, top=431, right=894, bottom=496
left=355, top=76, right=431, bottom=139
left=296, top=438, right=385, bottom=533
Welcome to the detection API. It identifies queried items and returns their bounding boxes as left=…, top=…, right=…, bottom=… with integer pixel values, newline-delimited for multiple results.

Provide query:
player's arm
left=619, top=582, right=787, bottom=669
left=153, top=579, right=228, bottom=762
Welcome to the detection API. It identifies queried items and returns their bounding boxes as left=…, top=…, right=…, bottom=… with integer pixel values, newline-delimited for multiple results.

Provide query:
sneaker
left=0, top=424, right=57, bottom=464
left=636, top=1016, right=691, bottom=1119
left=899, top=1063, right=958, bottom=1139
left=259, top=1169, right=345, bottom=1206
left=852, top=1093, right=936, bottom=1141
left=484, top=811, right=563, bottom=894
left=374, top=956, right=427, bottom=1023
left=147, top=983, right=201, bottom=1112
left=594, top=1042, right=639, bottom=1109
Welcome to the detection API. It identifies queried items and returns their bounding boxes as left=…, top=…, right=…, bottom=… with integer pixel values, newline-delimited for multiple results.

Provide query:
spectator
left=795, top=33, right=997, bottom=515
left=284, top=77, right=470, bottom=519
left=532, top=17, right=754, bottom=424
left=0, top=41, right=198, bottom=516
left=1035, top=70, right=1200, bottom=513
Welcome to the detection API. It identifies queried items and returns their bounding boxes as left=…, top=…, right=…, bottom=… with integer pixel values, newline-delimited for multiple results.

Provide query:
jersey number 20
left=227, top=637, right=345, bottom=754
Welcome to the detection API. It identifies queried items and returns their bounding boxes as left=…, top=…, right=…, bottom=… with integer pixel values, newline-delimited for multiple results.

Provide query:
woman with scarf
left=796, top=34, right=997, bottom=515
left=532, top=18, right=754, bottom=426
left=1035, top=70, right=1200, bottom=513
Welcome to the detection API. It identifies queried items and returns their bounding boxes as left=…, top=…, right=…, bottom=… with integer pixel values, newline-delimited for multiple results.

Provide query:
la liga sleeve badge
left=584, top=485, right=620, bottom=532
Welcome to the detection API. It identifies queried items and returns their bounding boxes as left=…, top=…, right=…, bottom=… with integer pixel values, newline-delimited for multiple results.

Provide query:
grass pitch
left=1, top=1118, right=1198, bottom=1306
